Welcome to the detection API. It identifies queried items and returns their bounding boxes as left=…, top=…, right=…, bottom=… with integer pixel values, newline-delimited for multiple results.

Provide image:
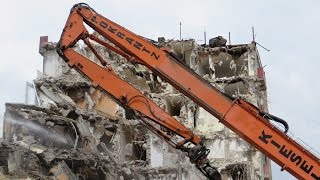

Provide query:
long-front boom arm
left=57, top=3, right=320, bottom=180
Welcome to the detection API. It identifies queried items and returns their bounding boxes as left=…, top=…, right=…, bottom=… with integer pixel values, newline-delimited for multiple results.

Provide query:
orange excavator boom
left=57, top=3, right=320, bottom=180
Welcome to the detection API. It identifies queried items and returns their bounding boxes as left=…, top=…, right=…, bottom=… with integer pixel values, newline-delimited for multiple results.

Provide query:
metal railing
left=270, top=121, right=320, bottom=159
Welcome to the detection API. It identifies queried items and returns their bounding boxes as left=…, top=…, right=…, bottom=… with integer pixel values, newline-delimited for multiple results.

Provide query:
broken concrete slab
left=50, top=161, right=78, bottom=180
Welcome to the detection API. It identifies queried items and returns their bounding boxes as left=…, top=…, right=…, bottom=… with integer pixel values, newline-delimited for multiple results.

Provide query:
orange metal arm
left=57, top=3, right=320, bottom=180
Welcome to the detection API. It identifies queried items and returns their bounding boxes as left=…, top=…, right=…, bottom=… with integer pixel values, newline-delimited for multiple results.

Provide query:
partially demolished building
left=1, top=35, right=272, bottom=180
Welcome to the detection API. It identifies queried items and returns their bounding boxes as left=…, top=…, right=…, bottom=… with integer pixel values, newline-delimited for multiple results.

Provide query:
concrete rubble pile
left=1, top=35, right=272, bottom=180
left=2, top=102, right=148, bottom=180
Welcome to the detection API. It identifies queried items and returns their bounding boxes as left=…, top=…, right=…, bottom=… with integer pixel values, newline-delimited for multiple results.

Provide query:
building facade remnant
left=1, top=36, right=271, bottom=180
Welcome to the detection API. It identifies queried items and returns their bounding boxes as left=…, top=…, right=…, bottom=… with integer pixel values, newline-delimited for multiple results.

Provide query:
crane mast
left=57, top=3, right=320, bottom=180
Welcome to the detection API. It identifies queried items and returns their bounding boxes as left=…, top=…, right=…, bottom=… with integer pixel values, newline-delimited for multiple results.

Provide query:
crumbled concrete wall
left=161, top=40, right=270, bottom=180
left=159, top=40, right=271, bottom=180
left=2, top=36, right=271, bottom=180
left=40, top=43, right=69, bottom=77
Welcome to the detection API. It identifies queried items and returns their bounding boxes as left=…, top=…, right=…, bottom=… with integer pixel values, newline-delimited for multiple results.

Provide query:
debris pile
left=2, top=103, right=147, bottom=179
left=1, top=36, right=271, bottom=179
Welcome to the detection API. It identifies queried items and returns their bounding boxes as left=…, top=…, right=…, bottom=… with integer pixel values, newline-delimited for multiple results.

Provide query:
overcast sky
left=0, top=1, right=319, bottom=179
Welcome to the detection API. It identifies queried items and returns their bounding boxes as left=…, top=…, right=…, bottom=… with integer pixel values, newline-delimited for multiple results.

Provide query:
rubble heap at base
left=1, top=37, right=272, bottom=180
